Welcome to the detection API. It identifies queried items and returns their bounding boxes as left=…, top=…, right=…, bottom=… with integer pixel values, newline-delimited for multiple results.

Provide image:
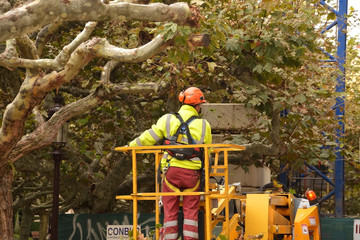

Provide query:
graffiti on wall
left=58, top=213, right=160, bottom=240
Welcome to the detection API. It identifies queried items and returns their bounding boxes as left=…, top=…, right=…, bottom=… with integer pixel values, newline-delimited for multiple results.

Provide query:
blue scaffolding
left=274, top=0, right=348, bottom=218
left=319, top=0, right=347, bottom=217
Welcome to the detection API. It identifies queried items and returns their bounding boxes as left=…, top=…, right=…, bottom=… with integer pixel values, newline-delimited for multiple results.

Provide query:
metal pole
left=51, top=151, right=62, bottom=240
left=132, top=149, right=138, bottom=240
left=319, top=0, right=347, bottom=217
left=334, top=0, right=347, bottom=218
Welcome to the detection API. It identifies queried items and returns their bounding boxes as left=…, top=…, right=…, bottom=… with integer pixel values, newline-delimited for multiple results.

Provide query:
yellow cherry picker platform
left=115, top=144, right=321, bottom=240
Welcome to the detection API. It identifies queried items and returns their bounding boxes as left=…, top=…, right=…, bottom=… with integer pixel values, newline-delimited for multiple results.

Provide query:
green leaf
left=252, top=133, right=260, bottom=141
left=219, top=235, right=227, bottom=240
left=294, top=94, right=306, bottom=103
left=174, top=36, right=187, bottom=46
left=179, top=50, right=190, bottom=63
left=128, top=229, right=133, bottom=237
left=162, top=23, right=178, bottom=41
left=273, top=102, right=283, bottom=111
left=243, top=41, right=251, bottom=52
left=327, top=12, right=336, bottom=20
left=248, top=98, right=262, bottom=106
left=76, top=118, right=89, bottom=125
left=289, top=188, right=296, bottom=194
left=207, top=62, right=217, bottom=72
left=264, top=63, right=272, bottom=72
left=225, top=38, right=239, bottom=52
left=296, top=46, right=307, bottom=57
left=178, top=26, right=191, bottom=36
left=250, top=41, right=258, bottom=49
left=253, top=64, right=263, bottom=73
left=216, top=29, right=226, bottom=42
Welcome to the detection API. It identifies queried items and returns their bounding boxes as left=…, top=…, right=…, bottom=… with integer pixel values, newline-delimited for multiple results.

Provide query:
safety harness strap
left=164, top=176, right=200, bottom=192
left=163, top=112, right=203, bottom=160
left=171, top=112, right=199, bottom=144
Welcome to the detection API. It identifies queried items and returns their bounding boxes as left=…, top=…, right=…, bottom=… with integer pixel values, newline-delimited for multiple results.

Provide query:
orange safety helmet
left=178, top=87, right=206, bottom=106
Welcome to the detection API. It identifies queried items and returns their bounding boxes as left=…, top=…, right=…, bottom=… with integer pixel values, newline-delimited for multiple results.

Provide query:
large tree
left=2, top=0, right=360, bottom=239
left=0, top=0, right=203, bottom=238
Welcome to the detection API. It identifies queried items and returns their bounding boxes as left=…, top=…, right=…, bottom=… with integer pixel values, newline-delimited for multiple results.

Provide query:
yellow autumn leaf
left=207, top=62, right=217, bottom=72
left=272, top=180, right=283, bottom=188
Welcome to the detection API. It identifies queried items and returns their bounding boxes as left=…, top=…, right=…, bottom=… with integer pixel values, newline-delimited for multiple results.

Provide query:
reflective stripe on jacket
left=129, top=105, right=212, bottom=170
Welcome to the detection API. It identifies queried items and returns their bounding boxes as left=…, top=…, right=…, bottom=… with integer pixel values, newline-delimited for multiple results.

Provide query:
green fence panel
left=58, top=213, right=161, bottom=240
left=321, top=217, right=354, bottom=240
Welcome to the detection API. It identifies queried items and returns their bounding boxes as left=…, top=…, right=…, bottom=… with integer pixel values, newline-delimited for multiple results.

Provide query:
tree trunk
left=0, top=167, right=14, bottom=240
left=19, top=207, right=33, bottom=240
left=39, top=211, right=49, bottom=240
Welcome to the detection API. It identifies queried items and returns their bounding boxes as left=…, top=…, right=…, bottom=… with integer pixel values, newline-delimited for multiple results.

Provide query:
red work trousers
left=162, top=166, right=200, bottom=240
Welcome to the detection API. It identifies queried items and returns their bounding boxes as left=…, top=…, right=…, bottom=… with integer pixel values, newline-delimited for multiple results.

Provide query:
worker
left=129, top=87, right=212, bottom=240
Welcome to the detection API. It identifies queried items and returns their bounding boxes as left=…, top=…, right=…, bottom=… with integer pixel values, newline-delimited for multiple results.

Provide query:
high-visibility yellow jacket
left=129, top=104, right=212, bottom=170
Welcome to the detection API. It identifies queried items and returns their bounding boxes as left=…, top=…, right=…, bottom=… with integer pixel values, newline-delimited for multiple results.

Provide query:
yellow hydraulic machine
left=115, top=144, right=321, bottom=240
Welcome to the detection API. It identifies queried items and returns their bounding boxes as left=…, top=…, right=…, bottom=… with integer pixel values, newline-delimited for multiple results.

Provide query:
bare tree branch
left=0, top=1, right=191, bottom=42
left=0, top=28, right=168, bottom=71
left=0, top=22, right=98, bottom=70
left=101, top=60, right=120, bottom=84
left=0, top=27, right=173, bottom=164
left=9, top=81, right=169, bottom=162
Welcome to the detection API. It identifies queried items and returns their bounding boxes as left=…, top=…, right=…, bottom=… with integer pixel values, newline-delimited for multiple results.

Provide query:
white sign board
left=107, top=225, right=141, bottom=240
left=354, top=219, right=360, bottom=240
left=301, top=224, right=309, bottom=235
left=309, top=217, right=316, bottom=226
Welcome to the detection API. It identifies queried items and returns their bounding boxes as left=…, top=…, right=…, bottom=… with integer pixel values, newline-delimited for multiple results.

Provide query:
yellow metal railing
left=115, top=144, right=245, bottom=240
